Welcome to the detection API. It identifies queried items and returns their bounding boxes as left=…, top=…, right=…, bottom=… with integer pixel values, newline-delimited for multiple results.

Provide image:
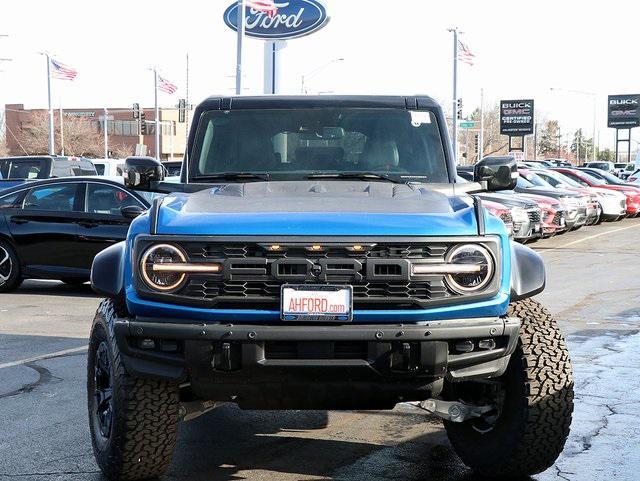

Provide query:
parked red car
left=553, top=168, right=640, bottom=216
left=482, top=200, right=514, bottom=236
left=517, top=193, right=567, bottom=237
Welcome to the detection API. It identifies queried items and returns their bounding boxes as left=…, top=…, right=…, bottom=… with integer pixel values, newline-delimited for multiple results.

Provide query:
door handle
left=10, top=218, right=29, bottom=225
left=78, top=221, right=99, bottom=228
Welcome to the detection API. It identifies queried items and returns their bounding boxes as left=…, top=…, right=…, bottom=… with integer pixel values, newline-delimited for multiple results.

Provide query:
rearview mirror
left=124, top=156, right=164, bottom=191
left=474, top=156, right=518, bottom=191
left=120, top=205, right=145, bottom=220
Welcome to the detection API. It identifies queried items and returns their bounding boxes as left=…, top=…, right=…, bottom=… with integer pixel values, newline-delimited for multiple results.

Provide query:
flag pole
left=449, top=28, right=459, bottom=164
left=154, top=67, right=160, bottom=161
left=479, top=87, right=484, bottom=160
left=45, top=53, right=55, bottom=155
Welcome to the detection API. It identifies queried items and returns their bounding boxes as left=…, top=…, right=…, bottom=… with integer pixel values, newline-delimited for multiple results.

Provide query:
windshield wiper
left=306, top=172, right=404, bottom=184
left=191, top=172, right=271, bottom=182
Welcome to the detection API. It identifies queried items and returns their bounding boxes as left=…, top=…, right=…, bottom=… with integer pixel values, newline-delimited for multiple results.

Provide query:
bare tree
left=111, top=143, right=134, bottom=159
left=17, top=112, right=105, bottom=157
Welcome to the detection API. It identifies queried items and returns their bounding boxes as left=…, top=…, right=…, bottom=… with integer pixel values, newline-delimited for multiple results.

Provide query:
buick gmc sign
left=224, top=0, right=329, bottom=40
left=608, top=94, right=640, bottom=128
left=500, top=99, right=534, bottom=136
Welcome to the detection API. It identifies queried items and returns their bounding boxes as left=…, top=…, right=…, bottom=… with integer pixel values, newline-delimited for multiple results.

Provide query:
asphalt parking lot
left=1, top=220, right=639, bottom=481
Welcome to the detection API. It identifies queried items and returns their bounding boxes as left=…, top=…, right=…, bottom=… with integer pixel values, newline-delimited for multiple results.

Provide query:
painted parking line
left=0, top=345, right=88, bottom=370
left=539, top=222, right=640, bottom=254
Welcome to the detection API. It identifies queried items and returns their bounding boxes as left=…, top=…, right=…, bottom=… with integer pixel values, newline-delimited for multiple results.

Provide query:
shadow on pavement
left=11, top=279, right=100, bottom=299
left=165, top=405, right=532, bottom=481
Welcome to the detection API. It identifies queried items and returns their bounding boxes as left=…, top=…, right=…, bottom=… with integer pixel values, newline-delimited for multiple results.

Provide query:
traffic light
left=140, top=111, right=147, bottom=135
left=475, top=134, right=479, bottom=151
left=178, top=99, right=186, bottom=123
left=456, top=98, right=463, bottom=120
left=132, top=103, right=140, bottom=120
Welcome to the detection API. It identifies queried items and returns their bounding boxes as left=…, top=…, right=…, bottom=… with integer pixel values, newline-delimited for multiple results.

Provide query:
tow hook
left=408, top=399, right=494, bottom=423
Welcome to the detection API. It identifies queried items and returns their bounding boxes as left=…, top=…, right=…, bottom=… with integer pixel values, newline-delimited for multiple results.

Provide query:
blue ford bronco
left=88, top=95, right=573, bottom=480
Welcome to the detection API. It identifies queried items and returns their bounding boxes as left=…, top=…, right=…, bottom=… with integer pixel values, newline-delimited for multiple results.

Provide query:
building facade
left=4, top=104, right=190, bottom=161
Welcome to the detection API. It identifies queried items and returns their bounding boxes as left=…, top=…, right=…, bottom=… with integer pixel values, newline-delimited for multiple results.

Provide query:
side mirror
left=120, top=205, right=145, bottom=220
left=474, top=156, right=518, bottom=191
left=124, top=156, right=164, bottom=190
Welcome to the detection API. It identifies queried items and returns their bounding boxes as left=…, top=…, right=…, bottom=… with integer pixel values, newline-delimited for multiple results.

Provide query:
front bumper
left=114, top=315, right=520, bottom=409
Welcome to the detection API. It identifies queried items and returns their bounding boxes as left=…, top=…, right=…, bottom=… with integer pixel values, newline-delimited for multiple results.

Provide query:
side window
left=0, top=192, right=23, bottom=209
left=52, top=161, right=71, bottom=177
left=86, top=184, right=142, bottom=215
left=94, top=164, right=106, bottom=175
left=23, top=184, right=80, bottom=212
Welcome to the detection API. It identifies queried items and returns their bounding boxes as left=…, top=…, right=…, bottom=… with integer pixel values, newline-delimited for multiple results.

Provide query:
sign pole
left=235, top=0, right=246, bottom=95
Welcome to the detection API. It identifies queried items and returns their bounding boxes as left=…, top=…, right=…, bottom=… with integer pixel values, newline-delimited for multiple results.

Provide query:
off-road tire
left=88, top=298, right=179, bottom=480
left=444, top=298, right=574, bottom=478
left=0, top=239, right=22, bottom=292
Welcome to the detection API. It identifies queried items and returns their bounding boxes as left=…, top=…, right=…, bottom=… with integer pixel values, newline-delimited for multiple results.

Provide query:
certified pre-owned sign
left=608, top=94, right=640, bottom=128
left=500, top=99, right=534, bottom=136
left=224, top=0, right=329, bottom=40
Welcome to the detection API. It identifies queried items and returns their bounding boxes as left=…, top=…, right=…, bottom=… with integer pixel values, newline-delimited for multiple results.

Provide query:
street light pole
left=550, top=87, right=597, bottom=162
left=478, top=88, right=484, bottom=160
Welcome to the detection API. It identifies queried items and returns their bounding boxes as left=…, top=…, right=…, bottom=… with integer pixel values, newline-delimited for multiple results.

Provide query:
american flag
left=246, top=0, right=279, bottom=17
left=457, top=40, right=475, bottom=66
left=157, top=75, right=178, bottom=95
left=51, top=59, right=78, bottom=81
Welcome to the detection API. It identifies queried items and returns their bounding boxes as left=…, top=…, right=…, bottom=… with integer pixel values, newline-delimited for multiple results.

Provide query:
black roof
left=0, top=176, right=149, bottom=205
left=197, top=95, right=441, bottom=111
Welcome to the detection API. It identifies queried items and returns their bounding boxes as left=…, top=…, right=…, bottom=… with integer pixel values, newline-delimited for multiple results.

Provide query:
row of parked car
left=458, top=159, right=640, bottom=243
left=0, top=153, right=638, bottom=291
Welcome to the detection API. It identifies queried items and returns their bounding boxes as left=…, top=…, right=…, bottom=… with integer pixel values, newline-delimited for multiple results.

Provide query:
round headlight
left=140, top=244, right=187, bottom=291
left=445, top=244, right=494, bottom=294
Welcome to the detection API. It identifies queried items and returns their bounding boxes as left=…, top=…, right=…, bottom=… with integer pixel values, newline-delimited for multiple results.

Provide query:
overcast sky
left=1, top=0, right=638, bottom=149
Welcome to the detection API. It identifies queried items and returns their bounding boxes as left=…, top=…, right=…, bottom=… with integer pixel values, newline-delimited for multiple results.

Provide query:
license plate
left=534, top=223, right=541, bottom=233
left=560, top=218, right=566, bottom=227
left=281, top=285, right=353, bottom=322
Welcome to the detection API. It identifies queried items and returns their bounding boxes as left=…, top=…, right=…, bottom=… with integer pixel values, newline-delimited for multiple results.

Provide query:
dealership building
left=4, top=104, right=189, bottom=161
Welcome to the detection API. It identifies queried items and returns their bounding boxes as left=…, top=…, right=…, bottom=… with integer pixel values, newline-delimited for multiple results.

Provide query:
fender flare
left=510, top=242, right=545, bottom=301
left=91, top=241, right=126, bottom=298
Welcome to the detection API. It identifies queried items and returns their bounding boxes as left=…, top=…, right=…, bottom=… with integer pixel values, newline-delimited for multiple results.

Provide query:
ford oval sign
left=223, top=0, right=329, bottom=40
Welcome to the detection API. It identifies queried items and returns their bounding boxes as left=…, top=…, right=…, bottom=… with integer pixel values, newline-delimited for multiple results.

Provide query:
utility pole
left=448, top=28, right=459, bottom=163
left=103, top=107, right=108, bottom=159
left=235, top=0, right=246, bottom=95
left=154, top=68, right=160, bottom=161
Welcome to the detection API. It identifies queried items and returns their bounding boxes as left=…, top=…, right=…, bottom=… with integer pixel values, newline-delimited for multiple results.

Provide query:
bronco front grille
left=134, top=237, right=501, bottom=311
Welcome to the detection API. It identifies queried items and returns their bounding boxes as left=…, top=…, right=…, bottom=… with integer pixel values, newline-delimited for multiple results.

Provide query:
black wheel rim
left=0, top=246, right=12, bottom=286
left=93, top=342, right=113, bottom=438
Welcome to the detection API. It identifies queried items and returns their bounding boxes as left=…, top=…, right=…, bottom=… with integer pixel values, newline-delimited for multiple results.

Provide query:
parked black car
left=0, top=155, right=98, bottom=191
left=0, top=177, right=149, bottom=291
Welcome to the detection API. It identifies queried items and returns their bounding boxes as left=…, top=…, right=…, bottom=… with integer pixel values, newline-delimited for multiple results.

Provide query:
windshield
left=0, top=159, right=43, bottom=180
left=574, top=170, right=605, bottom=185
left=587, top=162, right=610, bottom=170
left=539, top=170, right=582, bottom=188
left=191, top=108, right=449, bottom=183
left=587, top=169, right=620, bottom=184
left=522, top=172, right=553, bottom=188
left=516, top=176, right=535, bottom=188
